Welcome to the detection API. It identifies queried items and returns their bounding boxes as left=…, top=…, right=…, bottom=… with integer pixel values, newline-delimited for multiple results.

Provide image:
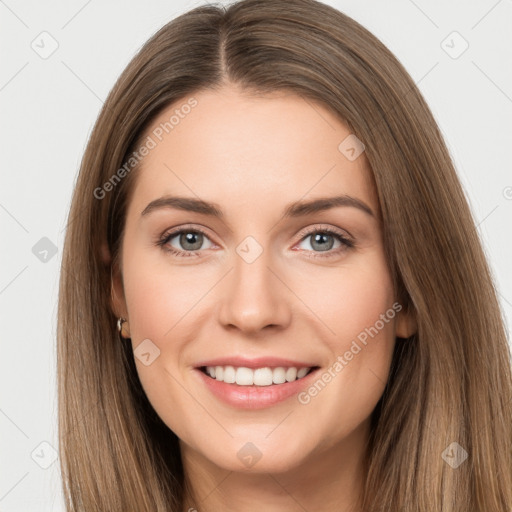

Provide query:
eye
left=156, top=224, right=354, bottom=259
left=157, top=226, right=214, bottom=257
left=294, top=226, right=354, bottom=259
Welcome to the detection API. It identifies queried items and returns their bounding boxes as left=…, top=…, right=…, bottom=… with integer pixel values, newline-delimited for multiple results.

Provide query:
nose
left=217, top=246, right=292, bottom=335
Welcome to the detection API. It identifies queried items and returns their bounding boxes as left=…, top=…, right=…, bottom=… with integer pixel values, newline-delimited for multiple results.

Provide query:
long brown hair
left=57, top=0, right=512, bottom=510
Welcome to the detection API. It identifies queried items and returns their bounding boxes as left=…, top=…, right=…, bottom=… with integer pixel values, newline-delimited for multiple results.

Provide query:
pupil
left=177, top=232, right=334, bottom=252
left=312, top=233, right=333, bottom=252
left=181, top=232, right=202, bottom=250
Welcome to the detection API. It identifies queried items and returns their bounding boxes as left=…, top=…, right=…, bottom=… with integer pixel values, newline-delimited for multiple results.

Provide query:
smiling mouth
left=199, top=365, right=319, bottom=386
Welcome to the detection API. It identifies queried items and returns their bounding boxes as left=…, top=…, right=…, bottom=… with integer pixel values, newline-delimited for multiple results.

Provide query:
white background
left=1, top=0, right=511, bottom=509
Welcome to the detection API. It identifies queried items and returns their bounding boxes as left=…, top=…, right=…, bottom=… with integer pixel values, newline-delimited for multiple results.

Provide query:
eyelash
left=156, top=224, right=355, bottom=260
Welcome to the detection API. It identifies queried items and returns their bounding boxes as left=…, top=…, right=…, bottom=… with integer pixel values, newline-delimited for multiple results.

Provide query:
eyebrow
left=140, top=194, right=375, bottom=219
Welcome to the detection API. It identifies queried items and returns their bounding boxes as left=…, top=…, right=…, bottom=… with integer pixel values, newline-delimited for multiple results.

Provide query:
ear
left=394, top=304, right=417, bottom=339
left=101, top=242, right=128, bottom=320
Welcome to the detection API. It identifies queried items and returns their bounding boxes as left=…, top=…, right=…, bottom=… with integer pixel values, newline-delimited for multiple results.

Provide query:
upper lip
left=195, top=356, right=319, bottom=369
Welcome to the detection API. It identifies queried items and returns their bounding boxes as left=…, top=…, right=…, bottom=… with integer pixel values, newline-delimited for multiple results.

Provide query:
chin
left=196, top=435, right=312, bottom=474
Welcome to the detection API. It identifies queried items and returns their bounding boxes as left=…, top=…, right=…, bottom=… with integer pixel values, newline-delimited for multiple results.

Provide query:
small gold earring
left=117, top=317, right=130, bottom=339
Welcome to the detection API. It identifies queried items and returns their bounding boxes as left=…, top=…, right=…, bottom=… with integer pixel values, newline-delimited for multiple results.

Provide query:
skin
left=111, top=83, right=416, bottom=512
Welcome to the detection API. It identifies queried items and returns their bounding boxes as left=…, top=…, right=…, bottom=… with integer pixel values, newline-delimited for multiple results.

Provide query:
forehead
left=128, top=85, right=377, bottom=221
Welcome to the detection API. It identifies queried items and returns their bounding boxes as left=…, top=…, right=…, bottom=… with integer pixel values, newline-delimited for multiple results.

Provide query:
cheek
left=120, top=251, right=200, bottom=438
left=121, top=242, right=206, bottom=341
left=292, top=251, right=397, bottom=429
left=292, top=249, right=395, bottom=350
left=120, top=246, right=214, bottom=425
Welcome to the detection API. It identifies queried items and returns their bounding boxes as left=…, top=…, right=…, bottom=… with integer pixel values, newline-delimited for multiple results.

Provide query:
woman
left=57, top=0, right=512, bottom=510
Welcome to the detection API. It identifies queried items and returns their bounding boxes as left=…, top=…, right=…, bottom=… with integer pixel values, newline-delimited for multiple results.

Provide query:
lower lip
left=195, top=368, right=319, bottom=409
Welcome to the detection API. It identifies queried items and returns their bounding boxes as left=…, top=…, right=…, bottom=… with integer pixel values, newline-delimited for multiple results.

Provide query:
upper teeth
left=206, top=366, right=311, bottom=386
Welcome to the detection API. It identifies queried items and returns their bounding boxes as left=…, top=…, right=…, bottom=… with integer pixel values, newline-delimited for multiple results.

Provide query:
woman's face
left=112, top=84, right=415, bottom=475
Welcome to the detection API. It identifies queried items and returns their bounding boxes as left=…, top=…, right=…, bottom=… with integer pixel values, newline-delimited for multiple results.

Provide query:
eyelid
left=159, top=223, right=351, bottom=243
left=294, top=223, right=353, bottom=243
left=159, top=223, right=215, bottom=239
